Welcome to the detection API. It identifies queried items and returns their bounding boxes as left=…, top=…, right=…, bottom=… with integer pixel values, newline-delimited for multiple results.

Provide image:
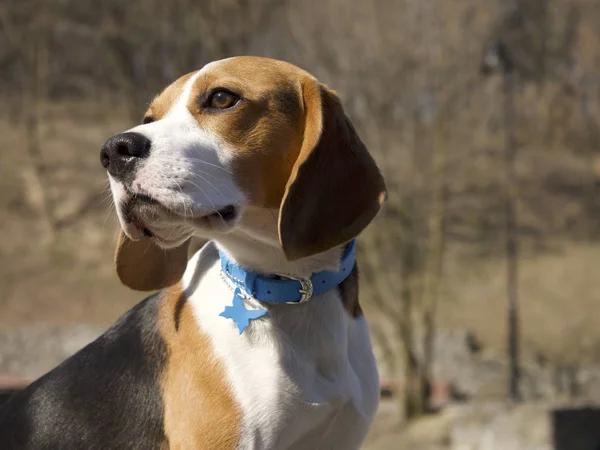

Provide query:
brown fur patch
left=185, top=58, right=307, bottom=208
left=147, top=71, right=196, bottom=120
left=115, top=232, right=190, bottom=292
left=159, top=285, right=241, bottom=449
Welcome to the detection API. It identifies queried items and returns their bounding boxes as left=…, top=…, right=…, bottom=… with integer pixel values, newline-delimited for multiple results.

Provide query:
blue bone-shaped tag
left=219, top=288, right=267, bottom=334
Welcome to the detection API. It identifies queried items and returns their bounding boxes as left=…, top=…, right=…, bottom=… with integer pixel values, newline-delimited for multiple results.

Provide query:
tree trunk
left=397, top=194, right=427, bottom=420
left=24, top=32, right=56, bottom=240
left=504, top=70, right=521, bottom=402
left=581, top=78, right=600, bottom=238
left=421, top=117, right=447, bottom=413
left=398, top=292, right=426, bottom=421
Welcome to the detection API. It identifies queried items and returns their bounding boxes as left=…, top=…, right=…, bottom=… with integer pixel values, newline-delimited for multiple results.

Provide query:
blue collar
left=219, top=240, right=356, bottom=305
left=219, top=241, right=357, bottom=333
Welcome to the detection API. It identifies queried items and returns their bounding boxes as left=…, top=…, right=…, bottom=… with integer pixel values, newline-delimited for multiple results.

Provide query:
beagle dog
left=0, top=57, right=386, bottom=450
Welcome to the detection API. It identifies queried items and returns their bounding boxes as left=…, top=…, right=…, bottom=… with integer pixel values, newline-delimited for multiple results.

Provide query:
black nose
left=100, top=132, right=151, bottom=179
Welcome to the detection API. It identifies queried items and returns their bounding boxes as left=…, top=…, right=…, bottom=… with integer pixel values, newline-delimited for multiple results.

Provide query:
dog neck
left=208, top=206, right=344, bottom=279
left=213, top=232, right=344, bottom=280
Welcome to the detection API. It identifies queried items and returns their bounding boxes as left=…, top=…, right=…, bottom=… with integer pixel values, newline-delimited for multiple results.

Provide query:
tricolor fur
left=0, top=56, right=386, bottom=450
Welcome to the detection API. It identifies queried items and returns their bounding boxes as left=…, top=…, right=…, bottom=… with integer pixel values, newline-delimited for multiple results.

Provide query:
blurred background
left=1, top=0, right=600, bottom=448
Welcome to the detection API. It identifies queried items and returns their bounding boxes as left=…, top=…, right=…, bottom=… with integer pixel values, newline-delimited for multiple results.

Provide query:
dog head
left=101, top=57, right=386, bottom=291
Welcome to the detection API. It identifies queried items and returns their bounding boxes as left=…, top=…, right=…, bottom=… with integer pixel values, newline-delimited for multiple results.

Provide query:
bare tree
left=503, top=66, right=522, bottom=402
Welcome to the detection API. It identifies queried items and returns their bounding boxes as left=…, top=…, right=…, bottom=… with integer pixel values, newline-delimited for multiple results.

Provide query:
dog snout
left=100, top=132, right=151, bottom=179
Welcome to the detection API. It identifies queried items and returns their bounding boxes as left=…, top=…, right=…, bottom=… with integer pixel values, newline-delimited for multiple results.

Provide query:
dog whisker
left=185, top=179, right=225, bottom=224
left=184, top=158, right=234, bottom=175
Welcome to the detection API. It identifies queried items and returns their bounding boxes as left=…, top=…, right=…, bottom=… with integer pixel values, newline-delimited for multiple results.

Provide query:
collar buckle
left=276, top=274, right=313, bottom=304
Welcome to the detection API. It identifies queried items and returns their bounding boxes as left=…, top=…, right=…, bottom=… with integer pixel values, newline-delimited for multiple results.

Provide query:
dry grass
left=440, top=241, right=600, bottom=365
left=0, top=103, right=140, bottom=326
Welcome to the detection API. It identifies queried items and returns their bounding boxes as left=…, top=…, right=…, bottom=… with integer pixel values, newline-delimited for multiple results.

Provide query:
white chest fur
left=183, top=243, right=380, bottom=450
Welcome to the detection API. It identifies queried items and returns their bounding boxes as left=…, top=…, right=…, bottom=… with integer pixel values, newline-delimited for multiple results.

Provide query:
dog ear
left=278, top=78, right=386, bottom=260
left=114, top=231, right=190, bottom=291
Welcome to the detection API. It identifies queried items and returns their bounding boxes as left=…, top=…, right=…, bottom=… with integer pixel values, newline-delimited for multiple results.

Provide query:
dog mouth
left=120, top=194, right=238, bottom=242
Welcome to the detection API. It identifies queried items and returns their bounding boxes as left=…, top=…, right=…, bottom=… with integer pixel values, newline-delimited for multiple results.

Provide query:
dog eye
left=208, top=90, right=240, bottom=109
left=143, top=116, right=154, bottom=124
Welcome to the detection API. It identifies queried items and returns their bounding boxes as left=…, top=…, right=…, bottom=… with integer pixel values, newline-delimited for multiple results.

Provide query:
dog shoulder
left=0, top=293, right=168, bottom=450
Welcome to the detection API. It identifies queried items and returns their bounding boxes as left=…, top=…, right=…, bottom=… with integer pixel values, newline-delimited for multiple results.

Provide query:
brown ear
left=279, top=78, right=386, bottom=260
left=115, top=231, right=190, bottom=291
